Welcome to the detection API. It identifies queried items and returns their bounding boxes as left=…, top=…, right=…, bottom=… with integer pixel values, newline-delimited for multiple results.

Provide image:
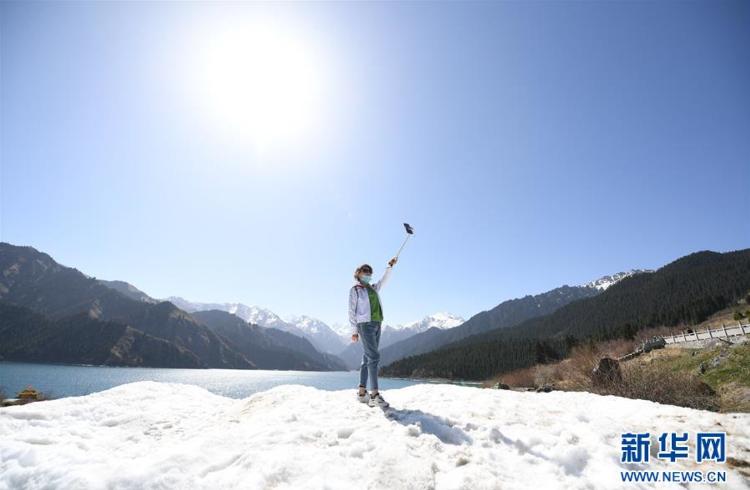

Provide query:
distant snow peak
left=285, top=315, right=329, bottom=335
left=233, top=304, right=286, bottom=328
left=165, top=297, right=285, bottom=328
left=395, top=312, right=465, bottom=332
left=584, top=269, right=653, bottom=291
left=330, top=322, right=352, bottom=337
left=284, top=315, right=347, bottom=353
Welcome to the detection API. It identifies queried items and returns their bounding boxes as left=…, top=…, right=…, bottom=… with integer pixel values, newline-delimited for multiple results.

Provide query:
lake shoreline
left=0, top=361, right=426, bottom=400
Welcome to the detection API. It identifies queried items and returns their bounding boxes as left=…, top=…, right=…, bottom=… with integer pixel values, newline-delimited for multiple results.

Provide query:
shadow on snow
left=383, top=407, right=472, bottom=445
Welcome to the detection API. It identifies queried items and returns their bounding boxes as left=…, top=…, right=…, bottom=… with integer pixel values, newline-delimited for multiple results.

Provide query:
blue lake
left=0, top=362, right=427, bottom=399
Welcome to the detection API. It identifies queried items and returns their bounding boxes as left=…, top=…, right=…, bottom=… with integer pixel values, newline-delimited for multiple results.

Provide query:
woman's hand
left=388, top=256, right=398, bottom=267
left=351, top=333, right=359, bottom=342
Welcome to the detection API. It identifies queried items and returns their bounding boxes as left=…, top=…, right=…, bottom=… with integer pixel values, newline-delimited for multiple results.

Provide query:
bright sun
left=191, top=20, right=325, bottom=149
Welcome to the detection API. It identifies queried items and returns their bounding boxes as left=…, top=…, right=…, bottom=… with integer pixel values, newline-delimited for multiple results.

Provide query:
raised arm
left=373, top=257, right=398, bottom=292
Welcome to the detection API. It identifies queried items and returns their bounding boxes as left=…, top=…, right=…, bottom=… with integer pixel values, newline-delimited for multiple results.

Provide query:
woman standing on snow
left=349, top=257, right=398, bottom=408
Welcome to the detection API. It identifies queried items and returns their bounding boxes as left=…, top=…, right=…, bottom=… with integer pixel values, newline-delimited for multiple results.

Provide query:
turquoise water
left=0, top=362, right=423, bottom=399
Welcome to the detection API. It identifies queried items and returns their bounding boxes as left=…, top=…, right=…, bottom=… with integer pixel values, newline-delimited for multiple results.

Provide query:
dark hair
left=354, top=263, right=372, bottom=280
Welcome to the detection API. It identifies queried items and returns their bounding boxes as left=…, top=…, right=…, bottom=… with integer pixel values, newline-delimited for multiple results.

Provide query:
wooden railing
left=664, top=320, right=750, bottom=344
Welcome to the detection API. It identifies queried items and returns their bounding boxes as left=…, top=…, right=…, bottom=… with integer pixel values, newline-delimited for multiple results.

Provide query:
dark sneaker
left=368, top=393, right=389, bottom=408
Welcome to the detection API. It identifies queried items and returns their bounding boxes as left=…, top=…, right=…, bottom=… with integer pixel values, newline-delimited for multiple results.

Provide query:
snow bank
left=0, top=382, right=748, bottom=489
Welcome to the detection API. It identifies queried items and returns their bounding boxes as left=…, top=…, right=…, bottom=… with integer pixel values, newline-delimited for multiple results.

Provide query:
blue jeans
left=357, top=321, right=382, bottom=391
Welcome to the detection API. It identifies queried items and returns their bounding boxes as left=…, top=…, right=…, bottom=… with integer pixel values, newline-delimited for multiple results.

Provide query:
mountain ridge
left=168, top=297, right=346, bottom=354
left=583, top=269, right=654, bottom=291
left=0, top=243, right=343, bottom=371
left=190, top=310, right=346, bottom=370
left=382, top=248, right=750, bottom=380
left=377, top=284, right=601, bottom=368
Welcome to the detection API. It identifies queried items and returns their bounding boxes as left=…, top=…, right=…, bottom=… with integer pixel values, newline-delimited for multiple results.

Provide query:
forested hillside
left=378, top=285, right=599, bottom=367
left=0, top=302, right=203, bottom=367
left=382, top=249, right=750, bottom=380
left=0, top=243, right=346, bottom=371
left=0, top=243, right=252, bottom=369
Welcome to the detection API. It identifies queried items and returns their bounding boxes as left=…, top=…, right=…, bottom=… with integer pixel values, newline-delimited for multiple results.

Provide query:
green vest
left=366, top=286, right=383, bottom=322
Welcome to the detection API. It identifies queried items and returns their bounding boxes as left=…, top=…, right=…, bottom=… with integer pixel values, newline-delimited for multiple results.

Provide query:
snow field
left=1, top=381, right=748, bottom=489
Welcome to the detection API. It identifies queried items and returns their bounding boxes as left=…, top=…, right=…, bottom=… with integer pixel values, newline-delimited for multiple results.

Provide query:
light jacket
left=348, top=266, right=393, bottom=334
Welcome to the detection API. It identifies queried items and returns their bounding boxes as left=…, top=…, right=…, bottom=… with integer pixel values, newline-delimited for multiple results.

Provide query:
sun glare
left=190, top=20, right=325, bottom=150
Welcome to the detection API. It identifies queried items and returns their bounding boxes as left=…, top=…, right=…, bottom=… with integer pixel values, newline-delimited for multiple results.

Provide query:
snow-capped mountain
left=381, top=312, right=465, bottom=349
left=168, top=296, right=462, bottom=360
left=166, top=296, right=226, bottom=314
left=332, top=313, right=464, bottom=340
left=167, top=297, right=345, bottom=355
left=583, top=269, right=653, bottom=291
left=396, top=312, right=464, bottom=333
left=166, top=297, right=286, bottom=328
left=231, top=305, right=288, bottom=330
left=330, top=322, right=352, bottom=338
left=286, top=315, right=334, bottom=336
left=285, top=315, right=346, bottom=354
left=337, top=312, right=465, bottom=369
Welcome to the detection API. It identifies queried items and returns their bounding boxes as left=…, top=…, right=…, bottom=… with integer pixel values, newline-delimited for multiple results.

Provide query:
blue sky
left=1, top=1, right=748, bottom=327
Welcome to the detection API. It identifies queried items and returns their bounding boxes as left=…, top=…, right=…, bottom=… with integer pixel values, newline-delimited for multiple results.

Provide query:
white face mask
left=360, top=274, right=372, bottom=284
